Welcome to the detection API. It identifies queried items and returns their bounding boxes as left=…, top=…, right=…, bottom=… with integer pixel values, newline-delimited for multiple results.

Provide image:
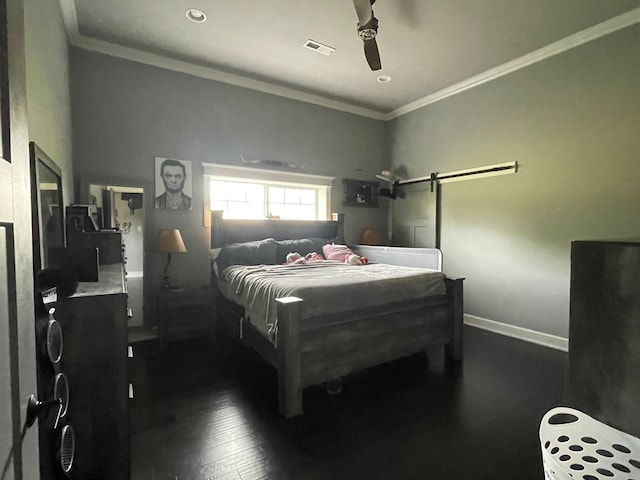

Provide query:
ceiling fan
left=353, top=0, right=382, bottom=71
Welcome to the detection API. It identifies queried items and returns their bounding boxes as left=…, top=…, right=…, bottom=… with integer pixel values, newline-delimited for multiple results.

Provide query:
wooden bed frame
left=210, top=211, right=464, bottom=417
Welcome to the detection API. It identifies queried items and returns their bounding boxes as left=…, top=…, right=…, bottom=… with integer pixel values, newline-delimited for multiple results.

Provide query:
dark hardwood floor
left=129, top=325, right=566, bottom=480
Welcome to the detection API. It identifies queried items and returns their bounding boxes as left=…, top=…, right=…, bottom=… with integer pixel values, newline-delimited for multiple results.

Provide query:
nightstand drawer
left=157, top=287, right=216, bottom=349
left=165, top=310, right=211, bottom=330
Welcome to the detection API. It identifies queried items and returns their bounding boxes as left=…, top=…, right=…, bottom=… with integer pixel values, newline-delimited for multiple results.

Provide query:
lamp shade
left=156, top=229, right=187, bottom=253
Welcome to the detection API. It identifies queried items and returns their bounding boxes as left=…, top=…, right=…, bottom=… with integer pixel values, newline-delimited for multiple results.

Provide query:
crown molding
left=58, top=1, right=638, bottom=123
left=62, top=27, right=387, bottom=121
left=57, top=0, right=79, bottom=38
left=57, top=0, right=385, bottom=119
left=71, top=35, right=387, bottom=121
left=385, top=7, right=640, bottom=120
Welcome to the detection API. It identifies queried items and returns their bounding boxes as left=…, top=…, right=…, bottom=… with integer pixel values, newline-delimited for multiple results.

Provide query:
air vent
left=303, top=39, right=335, bottom=56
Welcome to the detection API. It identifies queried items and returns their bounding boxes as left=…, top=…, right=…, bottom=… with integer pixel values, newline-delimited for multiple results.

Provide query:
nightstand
left=157, top=286, right=216, bottom=350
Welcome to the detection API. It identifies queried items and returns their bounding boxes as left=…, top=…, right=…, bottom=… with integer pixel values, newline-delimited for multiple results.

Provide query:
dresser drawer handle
left=128, top=383, right=134, bottom=399
left=127, top=308, right=133, bottom=318
left=128, top=345, right=133, bottom=358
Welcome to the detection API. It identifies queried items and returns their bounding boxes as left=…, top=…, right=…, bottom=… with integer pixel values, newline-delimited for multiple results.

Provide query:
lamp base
left=162, top=252, right=173, bottom=289
left=161, top=276, right=172, bottom=289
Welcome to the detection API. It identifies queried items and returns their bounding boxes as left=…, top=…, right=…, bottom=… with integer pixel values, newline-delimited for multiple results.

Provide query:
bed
left=210, top=211, right=464, bottom=417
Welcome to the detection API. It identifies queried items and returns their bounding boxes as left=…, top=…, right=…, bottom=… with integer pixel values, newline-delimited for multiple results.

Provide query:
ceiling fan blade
left=353, top=0, right=375, bottom=25
left=363, top=39, right=381, bottom=70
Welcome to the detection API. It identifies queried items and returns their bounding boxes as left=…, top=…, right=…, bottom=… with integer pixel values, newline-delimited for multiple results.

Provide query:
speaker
left=35, top=291, right=76, bottom=479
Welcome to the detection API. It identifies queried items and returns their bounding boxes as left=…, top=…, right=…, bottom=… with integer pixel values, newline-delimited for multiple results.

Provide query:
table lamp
left=157, top=229, right=187, bottom=289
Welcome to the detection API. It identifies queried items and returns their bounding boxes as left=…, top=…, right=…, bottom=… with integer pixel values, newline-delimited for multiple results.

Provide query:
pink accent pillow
left=322, top=244, right=354, bottom=262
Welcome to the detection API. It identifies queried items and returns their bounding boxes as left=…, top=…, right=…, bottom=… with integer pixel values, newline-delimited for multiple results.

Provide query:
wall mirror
left=30, top=142, right=64, bottom=270
left=79, top=178, right=148, bottom=330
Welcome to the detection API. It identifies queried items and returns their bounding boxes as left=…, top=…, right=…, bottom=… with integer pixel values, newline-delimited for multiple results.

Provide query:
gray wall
left=388, top=25, right=640, bottom=338
left=70, top=48, right=388, bottom=322
left=25, top=0, right=74, bottom=203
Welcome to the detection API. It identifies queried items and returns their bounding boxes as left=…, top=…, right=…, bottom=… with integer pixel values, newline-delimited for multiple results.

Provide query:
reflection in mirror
left=30, top=142, right=64, bottom=271
left=89, top=183, right=146, bottom=329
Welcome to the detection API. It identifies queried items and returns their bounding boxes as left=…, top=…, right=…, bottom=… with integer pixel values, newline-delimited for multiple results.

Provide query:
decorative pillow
left=215, top=238, right=278, bottom=275
left=309, top=237, right=333, bottom=254
left=322, top=244, right=354, bottom=262
left=276, top=239, right=319, bottom=264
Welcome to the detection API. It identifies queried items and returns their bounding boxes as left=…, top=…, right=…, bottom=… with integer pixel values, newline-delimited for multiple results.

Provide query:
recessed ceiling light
left=377, top=75, right=392, bottom=83
left=186, top=9, right=207, bottom=23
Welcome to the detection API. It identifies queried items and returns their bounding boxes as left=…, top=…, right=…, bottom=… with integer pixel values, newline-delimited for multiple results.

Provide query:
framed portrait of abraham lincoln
left=155, top=157, right=193, bottom=210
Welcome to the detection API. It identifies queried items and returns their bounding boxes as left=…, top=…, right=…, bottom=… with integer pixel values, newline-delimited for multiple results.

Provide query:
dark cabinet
left=57, top=264, right=130, bottom=479
left=567, top=239, right=640, bottom=437
left=157, top=287, right=216, bottom=350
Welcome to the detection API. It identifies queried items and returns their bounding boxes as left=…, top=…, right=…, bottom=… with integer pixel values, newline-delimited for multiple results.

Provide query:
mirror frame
left=30, top=141, right=64, bottom=271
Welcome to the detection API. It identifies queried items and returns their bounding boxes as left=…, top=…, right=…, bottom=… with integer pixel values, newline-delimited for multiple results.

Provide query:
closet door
left=391, top=182, right=439, bottom=248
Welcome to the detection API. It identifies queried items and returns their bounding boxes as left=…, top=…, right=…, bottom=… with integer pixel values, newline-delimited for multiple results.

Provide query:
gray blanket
left=223, top=261, right=446, bottom=342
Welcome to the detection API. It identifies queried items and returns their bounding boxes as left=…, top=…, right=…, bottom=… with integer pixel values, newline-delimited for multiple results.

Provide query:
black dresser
left=56, top=264, right=130, bottom=478
left=567, top=239, right=640, bottom=437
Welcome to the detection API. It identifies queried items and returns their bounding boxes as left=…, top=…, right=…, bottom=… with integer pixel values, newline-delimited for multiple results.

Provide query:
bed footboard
left=444, top=277, right=464, bottom=360
left=275, top=297, right=304, bottom=418
left=274, top=277, right=464, bottom=418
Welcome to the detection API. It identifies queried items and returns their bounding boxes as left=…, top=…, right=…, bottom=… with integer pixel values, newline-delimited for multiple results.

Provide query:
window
left=210, top=180, right=265, bottom=219
left=267, top=186, right=317, bottom=220
left=203, top=163, right=334, bottom=222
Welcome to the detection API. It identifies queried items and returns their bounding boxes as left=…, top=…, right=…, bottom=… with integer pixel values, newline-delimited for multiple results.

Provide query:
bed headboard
left=210, top=211, right=344, bottom=248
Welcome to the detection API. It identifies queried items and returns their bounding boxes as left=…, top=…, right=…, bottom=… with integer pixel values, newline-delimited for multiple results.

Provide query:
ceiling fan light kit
left=357, top=17, right=378, bottom=41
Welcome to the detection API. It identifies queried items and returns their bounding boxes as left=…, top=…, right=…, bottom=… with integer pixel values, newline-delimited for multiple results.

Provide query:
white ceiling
left=61, top=0, right=639, bottom=119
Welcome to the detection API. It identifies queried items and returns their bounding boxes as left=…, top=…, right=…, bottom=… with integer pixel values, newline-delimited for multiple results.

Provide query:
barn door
left=0, top=0, right=40, bottom=477
left=391, top=181, right=440, bottom=248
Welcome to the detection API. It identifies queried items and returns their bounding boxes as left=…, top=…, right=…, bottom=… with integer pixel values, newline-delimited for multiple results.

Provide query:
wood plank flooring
left=129, top=325, right=566, bottom=479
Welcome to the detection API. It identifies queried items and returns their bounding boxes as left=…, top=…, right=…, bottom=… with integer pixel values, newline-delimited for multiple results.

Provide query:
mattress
left=219, top=261, right=446, bottom=342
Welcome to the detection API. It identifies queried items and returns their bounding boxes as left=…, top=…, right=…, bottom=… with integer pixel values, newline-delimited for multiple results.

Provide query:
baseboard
left=464, top=314, right=568, bottom=352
